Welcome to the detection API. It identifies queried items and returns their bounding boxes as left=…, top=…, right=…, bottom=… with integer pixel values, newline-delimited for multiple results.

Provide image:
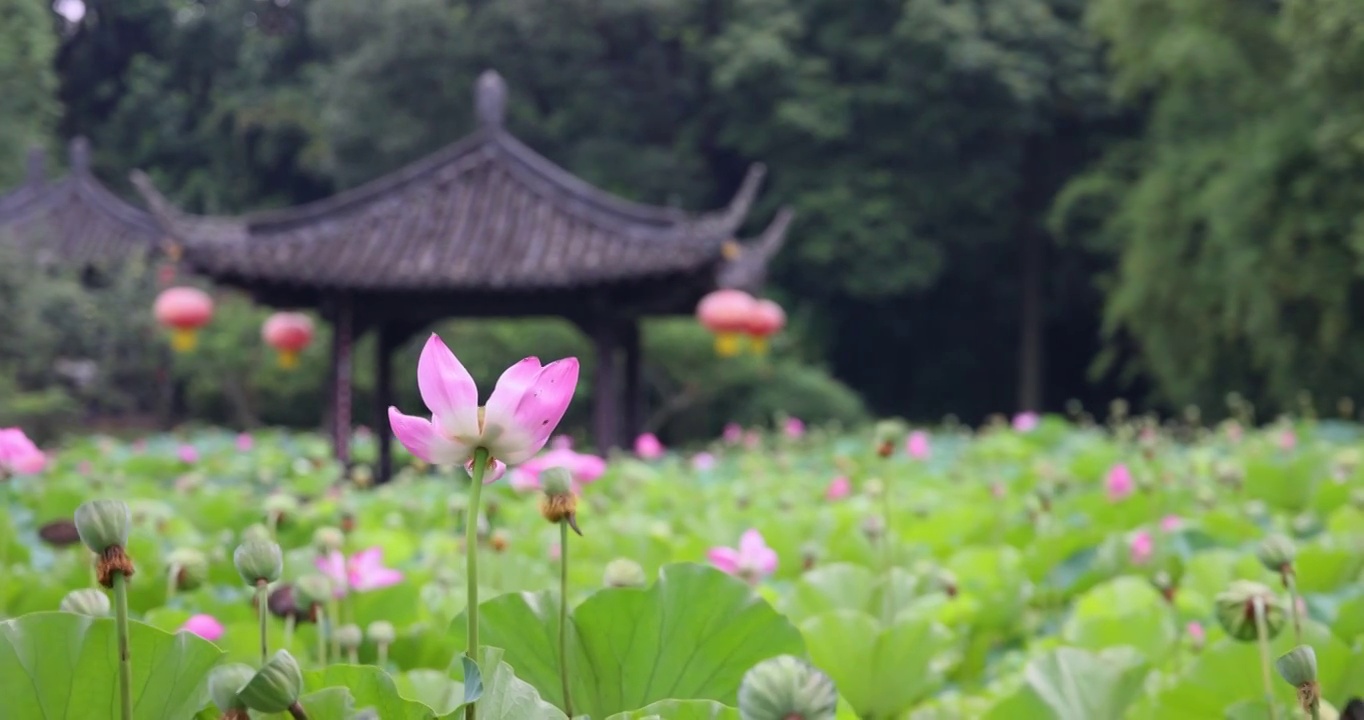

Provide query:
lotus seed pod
left=1215, top=580, right=1287, bottom=642
left=366, top=620, right=396, bottom=645
left=336, top=623, right=363, bottom=650
left=208, top=663, right=256, bottom=711
left=263, top=493, right=299, bottom=518
left=313, top=526, right=345, bottom=553
left=234, top=540, right=284, bottom=585
left=1257, top=534, right=1297, bottom=572
left=738, top=655, right=838, bottom=720
left=60, top=588, right=110, bottom=616
left=241, top=523, right=273, bottom=544
left=167, top=548, right=209, bottom=591
left=74, top=499, right=131, bottom=553
left=541, top=467, right=574, bottom=497
left=238, top=650, right=303, bottom=713
left=294, top=574, right=335, bottom=607
left=1276, top=645, right=1318, bottom=687
left=603, top=558, right=646, bottom=588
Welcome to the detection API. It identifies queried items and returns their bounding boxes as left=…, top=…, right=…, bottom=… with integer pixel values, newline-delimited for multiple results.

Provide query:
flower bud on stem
left=257, top=579, right=270, bottom=665
left=76, top=499, right=134, bottom=720
left=465, top=447, right=491, bottom=720
left=1253, top=597, right=1281, bottom=720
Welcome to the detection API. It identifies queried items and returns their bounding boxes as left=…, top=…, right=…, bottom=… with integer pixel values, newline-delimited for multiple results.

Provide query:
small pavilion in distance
left=134, top=70, right=792, bottom=482
left=0, top=138, right=161, bottom=267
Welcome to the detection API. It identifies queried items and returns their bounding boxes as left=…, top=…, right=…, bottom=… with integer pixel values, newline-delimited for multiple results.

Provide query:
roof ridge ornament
left=69, top=136, right=92, bottom=175
left=475, top=69, right=508, bottom=129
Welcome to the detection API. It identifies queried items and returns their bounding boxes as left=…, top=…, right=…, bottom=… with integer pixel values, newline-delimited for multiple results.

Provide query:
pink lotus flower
left=692, top=452, right=717, bottom=471
left=722, top=423, right=743, bottom=445
left=180, top=614, right=224, bottom=641
left=1186, top=621, right=1205, bottom=648
left=465, top=457, right=507, bottom=484
left=235, top=433, right=253, bottom=452
left=1128, top=530, right=1153, bottom=564
left=389, top=335, right=579, bottom=467
left=1105, top=464, right=1133, bottom=501
left=177, top=444, right=199, bottom=464
left=316, top=547, right=404, bottom=596
left=1278, top=429, right=1297, bottom=451
left=1012, top=412, right=1039, bottom=432
left=635, top=433, right=665, bottom=460
left=907, top=431, right=931, bottom=460
left=784, top=417, right=805, bottom=439
left=0, top=428, right=47, bottom=475
left=1160, top=515, right=1182, bottom=532
left=511, top=448, right=606, bottom=491
left=825, top=476, right=851, bottom=500
left=551, top=435, right=574, bottom=450
left=708, top=529, right=778, bottom=584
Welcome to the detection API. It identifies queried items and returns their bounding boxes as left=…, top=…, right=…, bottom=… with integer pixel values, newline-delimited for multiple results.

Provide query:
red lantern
left=262, top=312, right=315, bottom=369
left=745, top=299, right=786, bottom=354
left=153, top=287, right=214, bottom=352
left=696, top=289, right=757, bottom=357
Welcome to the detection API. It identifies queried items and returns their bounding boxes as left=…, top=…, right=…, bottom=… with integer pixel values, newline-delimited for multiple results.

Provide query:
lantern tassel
left=170, top=328, right=198, bottom=353
left=278, top=350, right=300, bottom=369
left=715, top=333, right=742, bottom=357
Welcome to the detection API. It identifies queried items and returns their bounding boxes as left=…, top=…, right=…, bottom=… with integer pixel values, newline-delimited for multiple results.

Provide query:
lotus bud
left=1257, top=534, right=1297, bottom=573
left=294, top=574, right=335, bottom=609
left=238, top=650, right=303, bottom=713
left=234, top=540, right=283, bottom=585
left=1215, top=580, right=1286, bottom=641
left=38, top=518, right=81, bottom=548
left=336, top=623, right=363, bottom=650
left=1276, top=644, right=1318, bottom=687
left=366, top=620, right=396, bottom=645
left=539, top=467, right=582, bottom=535
left=75, top=499, right=130, bottom=553
left=1292, top=512, right=1320, bottom=537
left=313, top=526, right=345, bottom=553
left=490, top=528, right=511, bottom=552
left=209, top=662, right=255, bottom=712
left=60, top=588, right=111, bottom=616
left=166, top=548, right=209, bottom=591
left=350, top=464, right=374, bottom=487
left=738, top=655, right=838, bottom=720
left=340, top=511, right=357, bottom=535
left=263, top=493, right=298, bottom=524
left=241, top=523, right=273, bottom=544
left=603, top=558, right=646, bottom=588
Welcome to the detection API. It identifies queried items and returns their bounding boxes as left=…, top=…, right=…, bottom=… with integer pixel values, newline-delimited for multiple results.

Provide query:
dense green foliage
left=6, top=0, right=1364, bottom=423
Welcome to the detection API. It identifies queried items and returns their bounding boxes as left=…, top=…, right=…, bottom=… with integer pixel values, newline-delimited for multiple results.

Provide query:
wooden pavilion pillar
left=329, top=293, right=355, bottom=465
left=591, top=319, right=624, bottom=454
left=372, top=322, right=413, bottom=484
left=621, top=319, right=643, bottom=447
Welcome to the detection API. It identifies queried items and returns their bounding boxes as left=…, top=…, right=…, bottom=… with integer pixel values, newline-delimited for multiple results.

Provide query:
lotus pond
left=2, top=416, right=1363, bottom=719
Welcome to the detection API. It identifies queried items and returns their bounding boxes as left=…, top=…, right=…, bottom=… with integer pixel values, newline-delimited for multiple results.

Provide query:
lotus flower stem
left=1284, top=572, right=1303, bottom=646
left=113, top=571, right=133, bottom=720
left=559, top=519, right=574, bottom=717
left=328, top=596, right=341, bottom=663
left=284, top=614, right=296, bottom=650
left=1253, top=597, right=1280, bottom=720
left=316, top=606, right=328, bottom=666
left=465, top=447, right=490, bottom=720
left=166, top=563, right=179, bottom=605
left=256, top=580, right=269, bottom=664
left=377, top=642, right=388, bottom=668
left=287, top=702, right=309, bottom=719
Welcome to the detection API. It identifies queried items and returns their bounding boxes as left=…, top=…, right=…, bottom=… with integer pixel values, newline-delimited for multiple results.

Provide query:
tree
left=0, top=0, right=60, bottom=188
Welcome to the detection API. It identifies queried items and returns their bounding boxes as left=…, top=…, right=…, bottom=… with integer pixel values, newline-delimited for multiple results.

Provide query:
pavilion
left=133, top=70, right=792, bottom=482
left=0, top=138, right=162, bottom=266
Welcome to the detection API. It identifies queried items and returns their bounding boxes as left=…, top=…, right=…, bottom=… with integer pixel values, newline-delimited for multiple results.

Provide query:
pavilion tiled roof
left=132, top=70, right=789, bottom=292
left=0, top=139, right=161, bottom=266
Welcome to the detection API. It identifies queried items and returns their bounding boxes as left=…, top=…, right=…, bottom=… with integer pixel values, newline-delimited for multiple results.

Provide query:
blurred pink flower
left=722, top=423, right=743, bottom=445
left=991, top=482, right=1006, bottom=499
left=180, top=614, right=224, bottom=641
left=131, top=439, right=147, bottom=453
left=743, top=430, right=762, bottom=450
left=549, top=542, right=561, bottom=561
left=354, top=425, right=373, bottom=440
left=1186, top=621, right=1206, bottom=647
left=1106, top=464, right=1133, bottom=501
left=1278, top=429, right=1297, bottom=451
left=692, top=452, right=717, bottom=471
left=316, top=547, right=403, bottom=596
left=177, top=444, right=200, bottom=464
left=635, top=433, right=665, bottom=460
left=1012, top=412, right=1039, bottom=432
left=1129, top=530, right=1154, bottom=564
left=0, top=428, right=47, bottom=476
left=907, top=431, right=931, bottom=460
left=825, top=476, right=851, bottom=500
left=1160, top=515, right=1182, bottom=532
left=235, top=433, right=254, bottom=452
left=77, top=460, right=92, bottom=475
left=784, top=418, right=805, bottom=439
left=388, top=335, right=579, bottom=467
left=551, top=435, right=574, bottom=450
left=708, top=529, right=778, bottom=584
left=511, top=449, right=606, bottom=492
